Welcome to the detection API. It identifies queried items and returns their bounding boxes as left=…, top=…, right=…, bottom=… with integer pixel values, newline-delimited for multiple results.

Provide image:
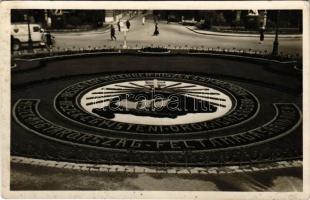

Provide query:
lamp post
left=44, top=9, right=48, bottom=28
left=272, top=10, right=280, bottom=56
left=26, top=12, right=33, bottom=52
left=123, top=29, right=128, bottom=49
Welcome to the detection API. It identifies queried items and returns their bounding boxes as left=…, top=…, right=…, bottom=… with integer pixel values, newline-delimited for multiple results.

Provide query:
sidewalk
left=49, top=25, right=109, bottom=33
left=186, top=26, right=302, bottom=39
left=51, top=27, right=110, bottom=36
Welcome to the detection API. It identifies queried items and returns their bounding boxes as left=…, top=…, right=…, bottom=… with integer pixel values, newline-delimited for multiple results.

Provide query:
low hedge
left=13, top=47, right=301, bottom=67
left=140, top=47, right=169, bottom=53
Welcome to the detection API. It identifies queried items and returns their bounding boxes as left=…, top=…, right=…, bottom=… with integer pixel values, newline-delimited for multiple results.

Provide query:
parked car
left=181, top=17, right=198, bottom=26
left=11, top=23, right=46, bottom=50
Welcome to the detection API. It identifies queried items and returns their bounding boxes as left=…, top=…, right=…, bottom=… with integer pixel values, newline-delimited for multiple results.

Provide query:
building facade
left=11, top=10, right=129, bottom=30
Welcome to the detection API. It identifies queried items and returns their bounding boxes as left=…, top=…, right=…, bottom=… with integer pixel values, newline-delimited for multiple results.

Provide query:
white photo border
left=1, top=1, right=309, bottom=199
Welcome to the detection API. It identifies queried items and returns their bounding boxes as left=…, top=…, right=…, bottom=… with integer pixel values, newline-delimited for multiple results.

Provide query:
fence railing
left=12, top=45, right=302, bottom=67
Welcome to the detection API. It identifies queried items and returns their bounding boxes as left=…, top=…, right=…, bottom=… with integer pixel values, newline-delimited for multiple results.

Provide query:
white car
left=11, top=23, right=46, bottom=50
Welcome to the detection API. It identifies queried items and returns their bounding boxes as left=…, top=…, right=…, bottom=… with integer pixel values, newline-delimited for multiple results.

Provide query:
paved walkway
left=15, top=15, right=302, bottom=55
left=186, top=26, right=302, bottom=39
left=11, top=156, right=302, bottom=191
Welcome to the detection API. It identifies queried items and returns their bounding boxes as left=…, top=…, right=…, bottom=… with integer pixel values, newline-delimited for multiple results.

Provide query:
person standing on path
left=45, top=31, right=53, bottom=49
left=259, top=23, right=265, bottom=44
left=117, top=20, right=121, bottom=32
left=142, top=16, right=145, bottom=25
left=153, top=23, right=159, bottom=36
left=110, top=25, right=116, bottom=41
left=126, top=20, right=131, bottom=30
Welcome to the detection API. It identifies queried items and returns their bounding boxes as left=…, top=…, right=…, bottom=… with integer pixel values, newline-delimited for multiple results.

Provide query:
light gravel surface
left=52, top=16, right=302, bottom=55
left=11, top=163, right=302, bottom=191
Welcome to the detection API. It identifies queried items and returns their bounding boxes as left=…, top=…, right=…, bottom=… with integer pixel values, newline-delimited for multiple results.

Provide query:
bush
left=196, top=19, right=212, bottom=30
left=244, top=16, right=260, bottom=31
left=230, top=20, right=244, bottom=29
left=266, top=20, right=276, bottom=31
left=214, top=13, right=226, bottom=26
left=66, top=16, right=82, bottom=28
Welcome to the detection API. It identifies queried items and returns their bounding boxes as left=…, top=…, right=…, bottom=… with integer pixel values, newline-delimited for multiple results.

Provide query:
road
left=53, top=15, right=302, bottom=55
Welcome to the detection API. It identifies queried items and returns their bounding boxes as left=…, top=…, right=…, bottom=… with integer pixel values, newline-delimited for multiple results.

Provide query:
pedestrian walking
left=117, top=20, right=121, bottom=32
left=259, top=23, right=265, bottom=44
left=153, top=23, right=159, bottom=36
left=142, top=16, right=145, bottom=25
left=153, top=15, right=158, bottom=24
left=126, top=20, right=131, bottom=30
left=110, top=25, right=116, bottom=40
left=45, top=31, right=53, bottom=49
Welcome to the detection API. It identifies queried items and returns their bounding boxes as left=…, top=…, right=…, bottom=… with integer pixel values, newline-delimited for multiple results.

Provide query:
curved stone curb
left=294, top=65, right=302, bottom=71
left=188, top=52, right=297, bottom=64
left=11, top=60, right=42, bottom=73
left=11, top=156, right=302, bottom=174
left=137, top=50, right=171, bottom=54
left=186, top=26, right=302, bottom=39
left=14, top=51, right=121, bottom=62
left=14, top=50, right=297, bottom=66
left=11, top=63, right=17, bottom=69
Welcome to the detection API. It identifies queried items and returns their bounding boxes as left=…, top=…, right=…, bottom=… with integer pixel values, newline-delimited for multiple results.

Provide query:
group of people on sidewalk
left=110, top=19, right=131, bottom=41
left=110, top=17, right=160, bottom=40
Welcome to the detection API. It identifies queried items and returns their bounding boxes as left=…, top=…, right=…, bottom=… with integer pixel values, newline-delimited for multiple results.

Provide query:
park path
left=52, top=14, right=302, bottom=55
